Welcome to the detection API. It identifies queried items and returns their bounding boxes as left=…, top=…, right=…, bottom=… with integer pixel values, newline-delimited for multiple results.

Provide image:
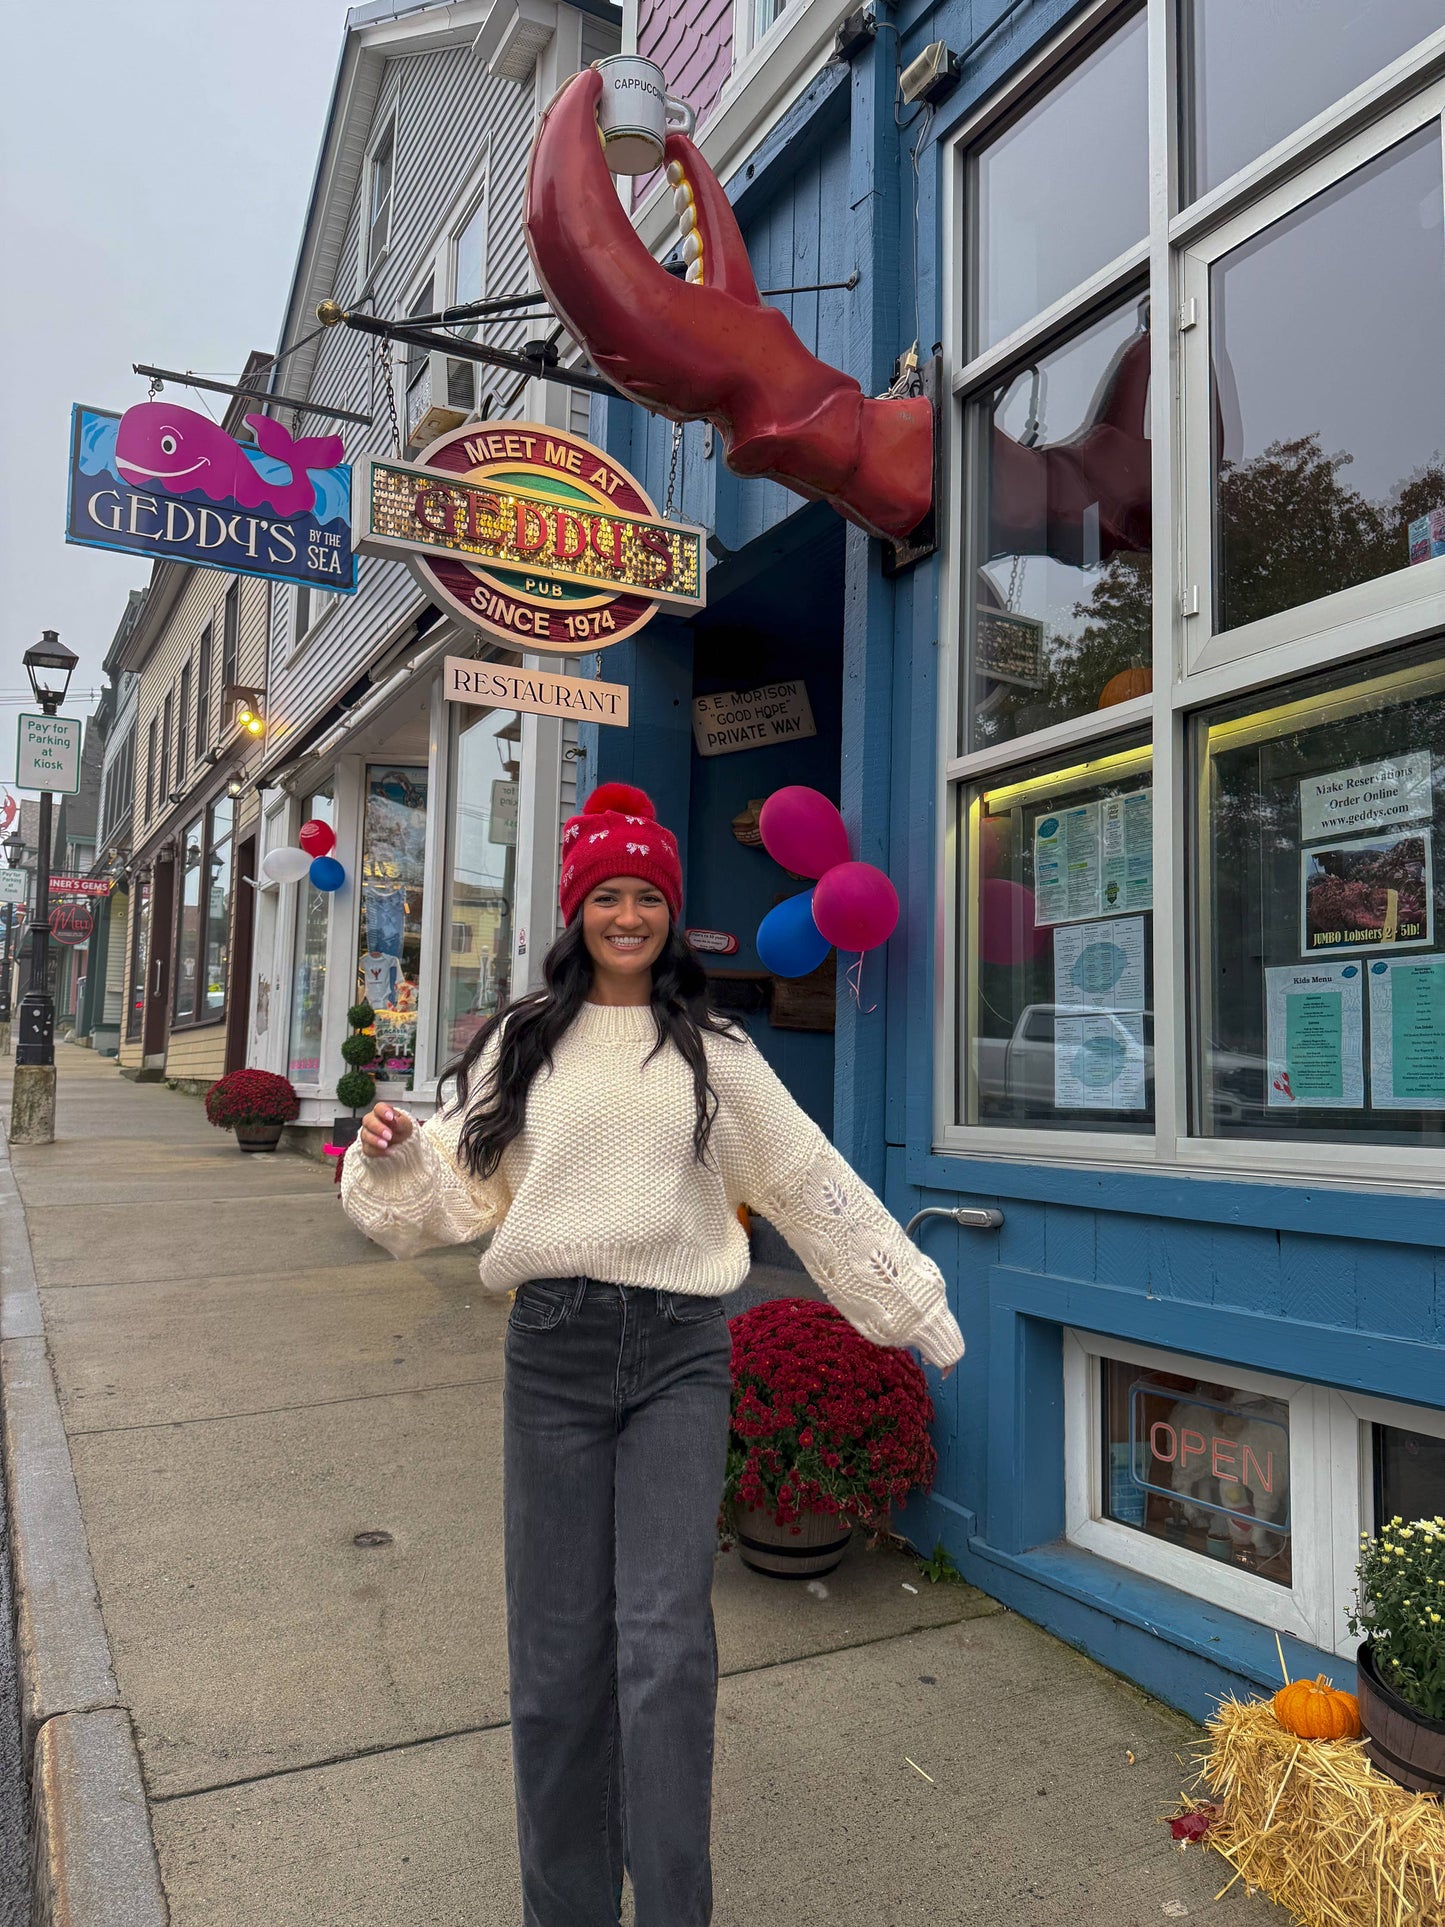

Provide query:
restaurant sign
left=48, top=874, right=112, bottom=898
left=66, top=403, right=357, bottom=592
left=356, top=422, right=704, bottom=653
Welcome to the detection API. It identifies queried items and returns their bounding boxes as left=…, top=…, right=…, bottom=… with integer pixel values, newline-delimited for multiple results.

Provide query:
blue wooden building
left=583, top=0, right=1445, bottom=1719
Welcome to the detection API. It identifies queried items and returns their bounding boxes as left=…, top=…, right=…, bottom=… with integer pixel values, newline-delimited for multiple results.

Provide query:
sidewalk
left=0, top=1045, right=1283, bottom=1925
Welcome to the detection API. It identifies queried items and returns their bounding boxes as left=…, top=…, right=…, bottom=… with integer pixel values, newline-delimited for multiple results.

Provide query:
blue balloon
left=756, top=889, right=830, bottom=978
left=309, top=856, right=345, bottom=892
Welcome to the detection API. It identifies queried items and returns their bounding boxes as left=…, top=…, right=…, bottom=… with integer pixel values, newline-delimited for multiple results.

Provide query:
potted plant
left=333, top=1001, right=378, bottom=1150
left=204, top=1068, right=300, bottom=1152
left=721, top=1298, right=939, bottom=1580
left=1347, top=1514, right=1445, bottom=1795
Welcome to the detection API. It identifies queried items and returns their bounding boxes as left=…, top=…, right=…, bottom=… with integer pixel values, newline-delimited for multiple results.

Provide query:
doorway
left=142, top=857, right=174, bottom=1066
left=225, top=835, right=257, bottom=1074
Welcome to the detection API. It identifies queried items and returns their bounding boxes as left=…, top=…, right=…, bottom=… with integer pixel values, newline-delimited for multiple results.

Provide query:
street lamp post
left=12, top=632, right=78, bottom=1142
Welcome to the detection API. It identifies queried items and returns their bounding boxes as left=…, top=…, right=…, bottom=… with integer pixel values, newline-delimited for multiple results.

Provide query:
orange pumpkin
left=1097, top=666, right=1153, bottom=709
left=1271, top=1676, right=1361, bottom=1741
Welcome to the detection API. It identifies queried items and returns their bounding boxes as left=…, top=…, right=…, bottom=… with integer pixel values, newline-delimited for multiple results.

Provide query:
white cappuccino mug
left=593, top=55, right=695, bottom=174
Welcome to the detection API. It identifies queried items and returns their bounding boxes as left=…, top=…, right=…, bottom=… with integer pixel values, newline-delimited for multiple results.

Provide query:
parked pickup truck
left=974, top=1004, right=1153, bottom=1115
left=975, top=1005, right=1265, bottom=1120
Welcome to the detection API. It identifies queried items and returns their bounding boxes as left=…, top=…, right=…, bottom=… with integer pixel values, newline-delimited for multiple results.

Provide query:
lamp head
left=23, top=630, right=78, bottom=710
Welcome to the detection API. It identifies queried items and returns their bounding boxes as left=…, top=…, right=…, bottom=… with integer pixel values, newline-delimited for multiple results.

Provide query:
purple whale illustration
left=113, top=404, right=344, bottom=519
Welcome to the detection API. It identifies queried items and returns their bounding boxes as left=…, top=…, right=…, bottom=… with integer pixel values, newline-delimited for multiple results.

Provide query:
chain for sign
left=380, top=338, right=403, bottom=457
left=664, top=420, right=683, bottom=519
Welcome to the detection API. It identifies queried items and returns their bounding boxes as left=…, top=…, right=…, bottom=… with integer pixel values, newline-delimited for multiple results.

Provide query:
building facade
left=243, top=0, right=619, bottom=1138
left=572, top=0, right=1445, bottom=1718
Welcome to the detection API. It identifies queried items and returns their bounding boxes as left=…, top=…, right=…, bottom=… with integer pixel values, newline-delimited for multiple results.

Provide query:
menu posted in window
left=1368, top=957, right=1445, bottom=1109
left=1265, top=963, right=1364, bottom=1108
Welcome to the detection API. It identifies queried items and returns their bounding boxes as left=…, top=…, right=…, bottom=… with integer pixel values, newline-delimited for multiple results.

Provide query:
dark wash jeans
left=503, top=1275, right=733, bottom=1927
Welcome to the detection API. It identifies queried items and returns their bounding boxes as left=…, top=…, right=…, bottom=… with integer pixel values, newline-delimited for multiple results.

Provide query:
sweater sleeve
left=712, top=1037, right=964, bottom=1370
left=340, top=1095, right=507, bottom=1261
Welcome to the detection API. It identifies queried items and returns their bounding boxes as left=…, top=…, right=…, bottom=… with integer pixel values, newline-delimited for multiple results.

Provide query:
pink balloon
left=758, top=787, right=851, bottom=879
left=811, top=861, right=899, bottom=952
left=979, top=878, right=1048, bottom=965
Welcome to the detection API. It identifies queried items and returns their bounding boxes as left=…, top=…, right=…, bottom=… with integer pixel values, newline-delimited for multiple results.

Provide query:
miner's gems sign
left=355, top=422, right=705, bottom=653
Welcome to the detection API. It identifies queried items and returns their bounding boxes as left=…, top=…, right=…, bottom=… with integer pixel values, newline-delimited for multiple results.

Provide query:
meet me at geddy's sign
left=66, top=403, right=357, bottom=593
left=355, top=422, right=704, bottom=653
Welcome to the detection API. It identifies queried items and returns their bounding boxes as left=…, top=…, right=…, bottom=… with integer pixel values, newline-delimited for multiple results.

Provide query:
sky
left=0, top=0, right=352, bottom=729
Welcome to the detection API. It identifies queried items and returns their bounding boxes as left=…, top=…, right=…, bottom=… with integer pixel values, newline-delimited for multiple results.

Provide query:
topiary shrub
left=336, top=1067, right=376, bottom=1111
left=337, top=1001, right=378, bottom=1112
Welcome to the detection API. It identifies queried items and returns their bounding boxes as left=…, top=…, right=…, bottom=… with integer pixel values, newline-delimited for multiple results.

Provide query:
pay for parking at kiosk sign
left=15, top=713, right=83, bottom=796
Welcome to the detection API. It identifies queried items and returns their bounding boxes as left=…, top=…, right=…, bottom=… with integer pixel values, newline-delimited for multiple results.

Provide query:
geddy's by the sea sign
left=65, top=403, right=357, bottom=592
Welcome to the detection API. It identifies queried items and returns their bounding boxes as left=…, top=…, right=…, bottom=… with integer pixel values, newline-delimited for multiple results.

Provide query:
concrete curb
left=0, top=1146, right=168, bottom=1925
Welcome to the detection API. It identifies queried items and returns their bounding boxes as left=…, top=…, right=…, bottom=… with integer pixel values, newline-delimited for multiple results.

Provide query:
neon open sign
left=1126, top=1383, right=1290, bottom=1533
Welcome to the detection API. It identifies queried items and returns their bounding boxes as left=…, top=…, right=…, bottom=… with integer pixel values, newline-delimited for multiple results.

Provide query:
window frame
left=221, top=581, right=239, bottom=696
left=936, top=0, right=1445, bottom=1187
left=363, top=103, right=398, bottom=286
left=1063, top=1329, right=1361, bottom=1654
left=169, top=795, right=235, bottom=1032
left=175, top=659, right=191, bottom=789
left=196, top=620, right=212, bottom=756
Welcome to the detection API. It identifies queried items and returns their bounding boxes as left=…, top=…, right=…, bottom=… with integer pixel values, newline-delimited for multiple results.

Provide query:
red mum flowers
left=204, top=1069, right=301, bottom=1130
left=722, top=1298, right=938, bottom=1537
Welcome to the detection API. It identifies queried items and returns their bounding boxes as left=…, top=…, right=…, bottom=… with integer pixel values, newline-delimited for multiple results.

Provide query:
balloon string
left=845, top=953, right=876, bottom=1014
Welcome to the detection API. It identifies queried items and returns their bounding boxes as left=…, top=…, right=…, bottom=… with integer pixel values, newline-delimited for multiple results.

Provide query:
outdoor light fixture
left=226, top=775, right=244, bottom=800
left=3, top=831, right=23, bottom=867
left=899, top=39, right=961, bottom=106
left=223, top=684, right=266, bottom=737
left=23, top=629, right=78, bottom=713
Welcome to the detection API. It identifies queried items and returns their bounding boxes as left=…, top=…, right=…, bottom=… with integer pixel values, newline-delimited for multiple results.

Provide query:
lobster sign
left=524, top=68, right=934, bottom=545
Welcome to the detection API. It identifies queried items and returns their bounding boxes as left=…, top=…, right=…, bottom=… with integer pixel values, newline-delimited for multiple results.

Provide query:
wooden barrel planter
left=734, top=1505, right=851, bottom=1580
left=1357, top=1642, right=1445, bottom=1796
left=234, top=1123, right=284, bottom=1153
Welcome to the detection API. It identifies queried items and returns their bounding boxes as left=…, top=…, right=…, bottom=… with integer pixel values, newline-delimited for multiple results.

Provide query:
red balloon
left=758, top=787, right=851, bottom=879
left=811, top=861, right=898, bottom=952
left=298, top=818, right=337, bottom=858
left=979, top=878, right=1048, bottom=965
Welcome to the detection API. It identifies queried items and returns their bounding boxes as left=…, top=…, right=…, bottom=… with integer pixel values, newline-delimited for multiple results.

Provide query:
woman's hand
left=358, top=1103, right=414, bottom=1159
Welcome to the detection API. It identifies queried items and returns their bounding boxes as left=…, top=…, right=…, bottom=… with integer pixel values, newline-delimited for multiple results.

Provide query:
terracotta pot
left=234, top=1123, right=284, bottom=1153
left=733, top=1504, right=852, bottom=1580
left=1357, top=1641, right=1445, bottom=1796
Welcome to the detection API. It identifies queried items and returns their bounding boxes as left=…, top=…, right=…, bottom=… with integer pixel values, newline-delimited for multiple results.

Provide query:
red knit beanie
left=559, top=783, right=683, bottom=925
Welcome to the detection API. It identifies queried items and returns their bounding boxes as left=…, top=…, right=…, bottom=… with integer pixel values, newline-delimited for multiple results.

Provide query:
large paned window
left=972, top=7, right=1147, bottom=353
left=946, top=3, right=1445, bottom=1181
left=1184, top=0, right=1444, bottom=201
left=158, top=690, right=173, bottom=809
left=173, top=816, right=203, bottom=1022
left=358, top=766, right=427, bottom=1085
left=438, top=710, right=518, bottom=1064
left=203, top=798, right=233, bottom=1019
left=221, top=581, right=239, bottom=696
left=127, top=878, right=149, bottom=1043
left=196, top=622, right=212, bottom=754
left=175, top=661, right=190, bottom=787
left=1195, top=646, right=1445, bottom=1144
left=964, top=740, right=1154, bottom=1129
left=367, top=117, right=395, bottom=274
left=288, top=787, right=335, bottom=1083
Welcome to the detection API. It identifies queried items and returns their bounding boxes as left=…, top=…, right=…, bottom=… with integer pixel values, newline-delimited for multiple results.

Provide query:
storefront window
left=1195, top=646, right=1445, bottom=1143
left=203, top=797, right=233, bottom=1018
left=438, top=710, right=517, bottom=1065
left=1211, top=124, right=1445, bottom=635
left=288, top=786, right=335, bottom=1083
left=127, top=879, right=149, bottom=1043
left=1375, top=1421, right=1445, bottom=1524
left=1185, top=0, right=1442, bottom=201
left=972, top=8, right=1147, bottom=352
left=964, top=739, right=1154, bottom=1129
left=358, top=764, right=427, bottom=1084
left=173, top=816, right=203, bottom=1022
left=1101, top=1359, right=1293, bottom=1588
left=968, top=298, right=1152, bottom=750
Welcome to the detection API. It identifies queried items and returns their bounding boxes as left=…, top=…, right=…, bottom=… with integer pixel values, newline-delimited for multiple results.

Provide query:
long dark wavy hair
left=441, top=918, right=739, bottom=1179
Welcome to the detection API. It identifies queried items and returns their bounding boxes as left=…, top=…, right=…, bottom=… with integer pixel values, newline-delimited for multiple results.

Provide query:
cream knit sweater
left=341, top=1000, right=964, bottom=1368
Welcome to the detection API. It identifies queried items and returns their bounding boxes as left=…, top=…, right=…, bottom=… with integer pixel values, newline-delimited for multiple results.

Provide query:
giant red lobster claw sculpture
left=524, top=67, right=933, bottom=544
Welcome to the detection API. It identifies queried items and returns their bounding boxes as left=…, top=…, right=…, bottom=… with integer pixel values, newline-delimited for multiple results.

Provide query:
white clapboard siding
left=268, top=39, right=556, bottom=760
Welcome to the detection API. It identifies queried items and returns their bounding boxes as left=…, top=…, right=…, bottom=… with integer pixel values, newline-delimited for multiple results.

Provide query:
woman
left=342, top=782, right=964, bottom=1927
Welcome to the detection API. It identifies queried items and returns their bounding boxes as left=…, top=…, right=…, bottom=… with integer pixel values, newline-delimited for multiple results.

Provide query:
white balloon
left=260, top=846, right=314, bottom=885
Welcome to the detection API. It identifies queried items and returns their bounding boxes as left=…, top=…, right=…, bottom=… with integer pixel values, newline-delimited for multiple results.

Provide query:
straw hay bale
left=1198, top=1696, right=1445, bottom=1925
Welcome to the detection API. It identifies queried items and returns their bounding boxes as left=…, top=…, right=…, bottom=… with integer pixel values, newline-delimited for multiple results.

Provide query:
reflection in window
left=1375, top=1421, right=1445, bottom=1525
left=359, top=765, right=428, bottom=1084
left=972, top=9, right=1147, bottom=352
left=203, top=797, right=233, bottom=1018
left=1102, top=1360, right=1293, bottom=1589
left=1186, top=0, right=1443, bottom=201
left=438, top=710, right=517, bottom=1065
left=174, top=817, right=202, bottom=1022
left=964, top=741, right=1154, bottom=1129
left=288, top=788, right=335, bottom=1082
left=970, top=299, right=1152, bottom=750
left=1212, top=126, right=1445, bottom=634
left=127, top=878, right=149, bottom=1043
left=1196, top=647, right=1445, bottom=1145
